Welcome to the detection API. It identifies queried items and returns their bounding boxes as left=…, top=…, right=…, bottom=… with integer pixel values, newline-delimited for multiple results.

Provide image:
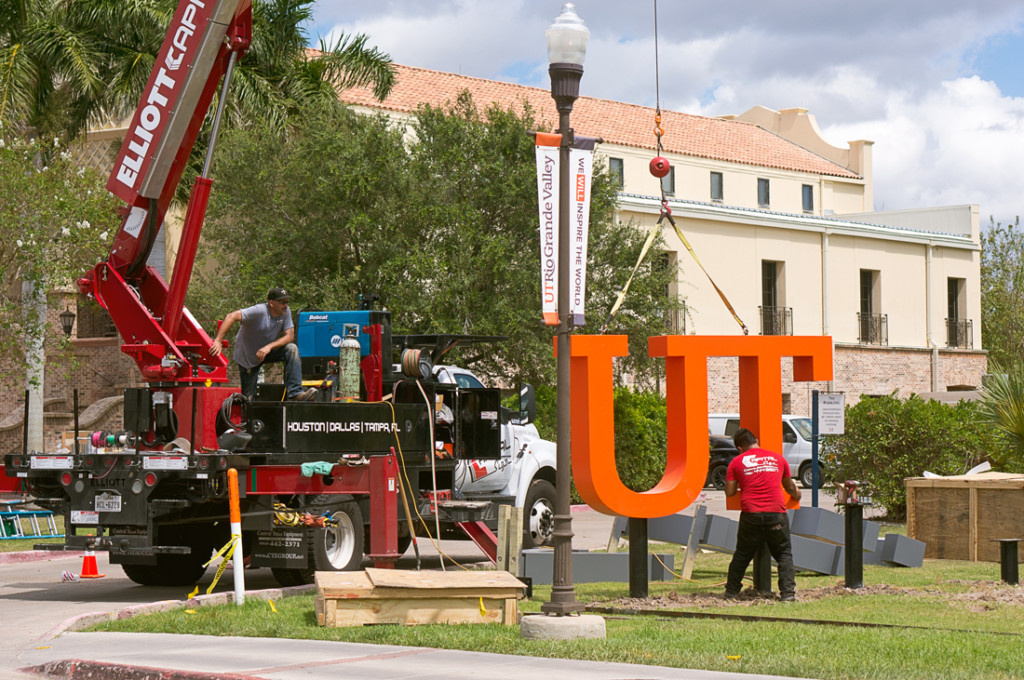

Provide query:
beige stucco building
left=341, top=66, right=986, bottom=414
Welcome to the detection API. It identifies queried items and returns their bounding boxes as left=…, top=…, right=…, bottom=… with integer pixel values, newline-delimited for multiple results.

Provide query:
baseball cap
left=267, top=287, right=290, bottom=302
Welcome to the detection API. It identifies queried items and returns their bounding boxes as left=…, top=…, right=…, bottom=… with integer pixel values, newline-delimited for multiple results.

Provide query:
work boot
left=289, top=387, right=318, bottom=402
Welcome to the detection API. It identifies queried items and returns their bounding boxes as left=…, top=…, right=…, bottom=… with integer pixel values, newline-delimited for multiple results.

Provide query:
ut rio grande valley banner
left=535, top=133, right=596, bottom=327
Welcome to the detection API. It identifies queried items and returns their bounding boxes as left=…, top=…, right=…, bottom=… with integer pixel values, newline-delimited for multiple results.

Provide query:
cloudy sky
left=312, top=1, right=1024, bottom=226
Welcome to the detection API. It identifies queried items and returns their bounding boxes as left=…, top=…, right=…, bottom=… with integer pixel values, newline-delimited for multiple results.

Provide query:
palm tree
left=979, top=369, right=1024, bottom=472
left=1, top=0, right=394, bottom=144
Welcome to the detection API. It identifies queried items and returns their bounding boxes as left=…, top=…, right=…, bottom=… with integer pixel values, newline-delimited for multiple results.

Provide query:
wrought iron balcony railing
left=946, top=318, right=973, bottom=349
left=857, top=312, right=888, bottom=346
left=759, top=305, right=793, bottom=336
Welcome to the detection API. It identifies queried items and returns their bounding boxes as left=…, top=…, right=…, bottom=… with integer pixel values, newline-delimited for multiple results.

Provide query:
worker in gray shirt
left=209, top=287, right=316, bottom=401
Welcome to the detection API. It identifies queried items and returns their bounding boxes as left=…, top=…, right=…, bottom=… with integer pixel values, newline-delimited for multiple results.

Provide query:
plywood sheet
left=365, top=567, right=523, bottom=590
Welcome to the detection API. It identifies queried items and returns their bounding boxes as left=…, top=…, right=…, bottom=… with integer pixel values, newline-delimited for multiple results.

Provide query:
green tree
left=977, top=367, right=1024, bottom=473
left=195, top=94, right=682, bottom=387
left=1, top=0, right=394, bottom=144
left=981, top=216, right=1024, bottom=371
left=820, top=394, right=994, bottom=519
left=0, top=131, right=119, bottom=380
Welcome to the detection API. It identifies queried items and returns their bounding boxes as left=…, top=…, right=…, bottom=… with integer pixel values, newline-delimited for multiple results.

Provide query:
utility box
left=906, top=473, right=1024, bottom=562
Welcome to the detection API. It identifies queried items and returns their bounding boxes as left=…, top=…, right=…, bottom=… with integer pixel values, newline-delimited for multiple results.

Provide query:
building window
left=661, top=166, right=675, bottom=196
left=76, top=298, right=117, bottom=339
left=858, top=269, right=887, bottom=345
left=608, top=157, right=624, bottom=189
left=946, top=277, right=972, bottom=348
left=710, top=172, right=723, bottom=202
left=802, top=184, right=814, bottom=213
left=760, top=260, right=791, bottom=335
left=757, top=178, right=770, bottom=208
left=781, top=393, right=792, bottom=414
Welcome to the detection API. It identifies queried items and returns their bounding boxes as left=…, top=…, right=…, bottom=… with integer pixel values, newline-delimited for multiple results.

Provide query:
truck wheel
left=314, top=500, right=363, bottom=571
left=122, top=525, right=213, bottom=586
left=709, top=464, right=728, bottom=490
left=121, top=551, right=209, bottom=587
left=523, top=480, right=556, bottom=549
left=275, top=499, right=364, bottom=586
left=800, top=463, right=815, bottom=489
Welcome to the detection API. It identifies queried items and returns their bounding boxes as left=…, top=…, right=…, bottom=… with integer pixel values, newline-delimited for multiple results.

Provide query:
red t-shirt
left=726, top=447, right=788, bottom=513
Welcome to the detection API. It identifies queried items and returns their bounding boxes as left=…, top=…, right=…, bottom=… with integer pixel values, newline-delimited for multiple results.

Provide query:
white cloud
left=314, top=1, right=1024, bottom=223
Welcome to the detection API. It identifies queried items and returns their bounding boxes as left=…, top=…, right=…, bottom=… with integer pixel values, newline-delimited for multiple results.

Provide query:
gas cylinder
left=337, top=330, right=361, bottom=402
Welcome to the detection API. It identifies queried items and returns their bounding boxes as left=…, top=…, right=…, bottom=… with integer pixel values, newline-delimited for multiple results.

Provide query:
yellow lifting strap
left=600, top=203, right=748, bottom=335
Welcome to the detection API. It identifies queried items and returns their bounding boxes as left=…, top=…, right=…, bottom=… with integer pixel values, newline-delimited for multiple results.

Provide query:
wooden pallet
left=315, top=568, right=525, bottom=627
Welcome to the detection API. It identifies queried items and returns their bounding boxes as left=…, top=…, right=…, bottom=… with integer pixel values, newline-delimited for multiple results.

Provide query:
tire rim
left=529, top=498, right=554, bottom=544
left=324, top=512, right=357, bottom=568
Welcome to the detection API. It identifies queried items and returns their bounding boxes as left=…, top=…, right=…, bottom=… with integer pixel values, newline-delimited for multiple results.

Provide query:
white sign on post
left=818, top=392, right=845, bottom=434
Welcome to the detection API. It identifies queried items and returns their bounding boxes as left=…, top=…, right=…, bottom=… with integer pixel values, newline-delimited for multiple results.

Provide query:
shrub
left=612, top=387, right=668, bottom=493
left=532, top=385, right=670, bottom=502
left=820, top=394, right=995, bottom=520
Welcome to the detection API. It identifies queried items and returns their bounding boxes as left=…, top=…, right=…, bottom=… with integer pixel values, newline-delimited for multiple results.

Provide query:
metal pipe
left=844, top=502, right=864, bottom=588
left=22, top=389, right=29, bottom=455
left=926, top=243, right=939, bottom=391
left=628, top=517, right=649, bottom=598
left=821, top=232, right=830, bottom=336
left=73, top=389, right=80, bottom=455
left=201, top=50, right=240, bottom=178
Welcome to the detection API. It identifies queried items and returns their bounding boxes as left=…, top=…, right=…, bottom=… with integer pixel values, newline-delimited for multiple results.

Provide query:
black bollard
left=844, top=502, right=864, bottom=589
left=752, top=543, right=773, bottom=595
left=993, top=539, right=1020, bottom=585
left=628, top=517, right=649, bottom=598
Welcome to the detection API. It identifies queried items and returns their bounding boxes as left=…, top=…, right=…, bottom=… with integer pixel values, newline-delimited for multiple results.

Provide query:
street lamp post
left=541, top=2, right=589, bottom=616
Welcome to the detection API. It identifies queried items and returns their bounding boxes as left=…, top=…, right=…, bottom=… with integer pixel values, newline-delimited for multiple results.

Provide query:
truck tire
left=121, top=559, right=206, bottom=587
left=709, top=464, right=728, bottom=491
left=523, top=479, right=556, bottom=549
left=121, top=525, right=214, bottom=587
left=272, top=498, right=364, bottom=586
left=800, top=463, right=815, bottom=489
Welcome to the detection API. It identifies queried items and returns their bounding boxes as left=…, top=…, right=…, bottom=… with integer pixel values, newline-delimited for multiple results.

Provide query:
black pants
left=725, top=511, right=796, bottom=596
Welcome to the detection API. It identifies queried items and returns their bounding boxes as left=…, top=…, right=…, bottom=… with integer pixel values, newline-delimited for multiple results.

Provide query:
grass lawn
left=86, top=544, right=1024, bottom=680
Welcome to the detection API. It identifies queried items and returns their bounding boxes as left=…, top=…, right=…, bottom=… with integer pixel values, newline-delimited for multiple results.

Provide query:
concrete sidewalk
left=22, top=631, right=814, bottom=680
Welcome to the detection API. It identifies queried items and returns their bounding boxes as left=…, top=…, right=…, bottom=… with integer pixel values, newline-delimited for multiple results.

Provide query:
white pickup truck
left=709, top=413, right=818, bottom=488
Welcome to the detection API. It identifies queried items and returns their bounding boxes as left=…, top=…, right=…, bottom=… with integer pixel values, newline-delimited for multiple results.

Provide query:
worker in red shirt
left=723, top=427, right=800, bottom=601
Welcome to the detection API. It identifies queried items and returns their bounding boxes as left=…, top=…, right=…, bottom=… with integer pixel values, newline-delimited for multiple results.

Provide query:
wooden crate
left=906, top=473, right=1024, bottom=562
left=315, top=568, right=525, bottom=627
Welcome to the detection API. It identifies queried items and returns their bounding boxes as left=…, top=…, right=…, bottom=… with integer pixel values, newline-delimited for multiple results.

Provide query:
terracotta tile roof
left=339, top=64, right=860, bottom=180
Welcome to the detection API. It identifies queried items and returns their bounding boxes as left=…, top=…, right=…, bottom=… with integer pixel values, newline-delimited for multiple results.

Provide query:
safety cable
left=414, top=378, right=445, bottom=571
left=600, top=0, right=748, bottom=336
left=380, top=397, right=475, bottom=572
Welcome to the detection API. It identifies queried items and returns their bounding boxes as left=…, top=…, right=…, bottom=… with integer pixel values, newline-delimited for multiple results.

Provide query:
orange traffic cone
left=79, top=549, right=105, bottom=579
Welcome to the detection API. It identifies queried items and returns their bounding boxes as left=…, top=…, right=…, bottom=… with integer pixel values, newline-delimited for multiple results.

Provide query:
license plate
left=31, top=456, right=73, bottom=470
left=143, top=456, right=188, bottom=470
left=94, top=492, right=122, bottom=513
left=71, top=510, right=99, bottom=524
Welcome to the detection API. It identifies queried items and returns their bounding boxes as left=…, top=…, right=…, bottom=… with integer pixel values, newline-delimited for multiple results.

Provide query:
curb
left=23, top=659, right=267, bottom=680
left=29, top=584, right=317, bottom=679
left=0, top=550, right=81, bottom=565
left=45, top=583, right=318, bottom=639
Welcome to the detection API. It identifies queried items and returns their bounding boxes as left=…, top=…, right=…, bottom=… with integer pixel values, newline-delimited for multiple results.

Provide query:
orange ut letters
left=568, top=335, right=833, bottom=517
